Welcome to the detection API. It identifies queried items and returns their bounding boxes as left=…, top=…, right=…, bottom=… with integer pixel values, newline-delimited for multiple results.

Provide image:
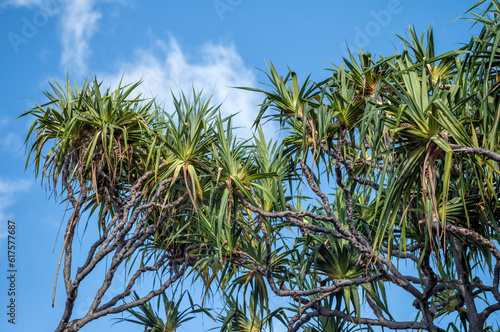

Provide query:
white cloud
left=0, top=114, right=24, bottom=154
left=0, top=179, right=30, bottom=194
left=6, top=1, right=275, bottom=137
left=0, top=132, right=23, bottom=154
left=3, top=0, right=43, bottom=7
left=5, top=0, right=101, bottom=75
left=0, top=178, right=31, bottom=240
left=60, top=0, right=101, bottom=75
left=104, top=37, right=276, bottom=139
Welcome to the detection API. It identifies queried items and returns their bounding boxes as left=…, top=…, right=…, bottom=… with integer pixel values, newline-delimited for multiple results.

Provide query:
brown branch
left=288, top=290, right=339, bottom=332
left=63, top=245, right=196, bottom=332
left=54, top=165, right=189, bottom=332
left=450, top=144, right=500, bottom=163
left=294, top=295, right=436, bottom=331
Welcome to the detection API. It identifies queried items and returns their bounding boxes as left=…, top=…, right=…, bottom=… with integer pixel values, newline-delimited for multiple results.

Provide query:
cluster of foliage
left=21, top=1, right=500, bottom=331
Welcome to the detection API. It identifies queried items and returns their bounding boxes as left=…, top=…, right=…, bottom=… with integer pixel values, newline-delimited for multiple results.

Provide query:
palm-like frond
left=22, top=77, right=159, bottom=189
left=115, top=291, right=205, bottom=332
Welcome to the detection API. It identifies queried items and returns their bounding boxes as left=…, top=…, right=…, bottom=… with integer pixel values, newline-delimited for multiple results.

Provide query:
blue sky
left=0, top=1, right=483, bottom=331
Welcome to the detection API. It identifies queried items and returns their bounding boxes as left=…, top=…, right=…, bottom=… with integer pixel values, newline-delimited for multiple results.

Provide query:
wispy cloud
left=104, top=37, right=275, bottom=138
left=5, top=0, right=101, bottom=75
left=3, top=0, right=43, bottom=7
left=6, top=2, right=274, bottom=137
left=0, top=115, right=25, bottom=154
left=0, top=178, right=31, bottom=240
left=60, top=0, right=101, bottom=75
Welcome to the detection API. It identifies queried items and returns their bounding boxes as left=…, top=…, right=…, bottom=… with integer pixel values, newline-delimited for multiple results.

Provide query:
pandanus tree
left=114, top=291, right=204, bottom=332
left=22, top=78, right=228, bottom=331
left=215, top=294, right=287, bottom=332
left=226, top=1, right=500, bottom=330
left=20, top=1, right=500, bottom=331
